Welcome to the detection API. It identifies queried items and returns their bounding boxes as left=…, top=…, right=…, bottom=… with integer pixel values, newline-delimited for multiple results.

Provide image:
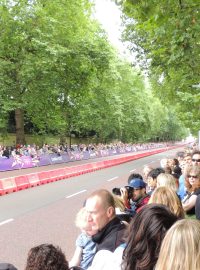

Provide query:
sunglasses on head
left=192, top=159, right=200, bottom=162
left=188, top=175, right=198, bottom=178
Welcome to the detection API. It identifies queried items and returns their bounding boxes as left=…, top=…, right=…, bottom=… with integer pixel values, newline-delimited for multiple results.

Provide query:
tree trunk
left=15, top=108, right=26, bottom=145
left=59, top=135, right=66, bottom=145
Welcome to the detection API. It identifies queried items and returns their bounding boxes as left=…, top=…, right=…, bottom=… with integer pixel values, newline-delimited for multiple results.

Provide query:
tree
left=118, top=0, right=200, bottom=135
left=0, top=0, right=111, bottom=143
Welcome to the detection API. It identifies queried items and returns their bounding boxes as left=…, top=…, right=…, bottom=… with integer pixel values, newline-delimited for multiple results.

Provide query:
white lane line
left=66, top=190, right=87, bottom=199
left=0, top=218, right=14, bottom=226
left=107, top=176, right=118, bottom=182
left=130, top=169, right=136, bottom=173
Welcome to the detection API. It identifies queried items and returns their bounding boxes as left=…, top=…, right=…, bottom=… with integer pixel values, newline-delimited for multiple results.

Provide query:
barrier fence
left=0, top=145, right=168, bottom=172
left=0, top=146, right=179, bottom=196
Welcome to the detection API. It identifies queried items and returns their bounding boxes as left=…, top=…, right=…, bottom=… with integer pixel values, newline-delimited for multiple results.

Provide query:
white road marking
left=107, top=176, right=118, bottom=182
left=0, top=218, right=14, bottom=226
left=129, top=169, right=136, bottom=173
left=66, top=190, right=87, bottom=198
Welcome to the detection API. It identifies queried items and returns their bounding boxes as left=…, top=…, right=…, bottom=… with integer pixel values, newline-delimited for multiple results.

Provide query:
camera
left=112, top=187, right=121, bottom=196
left=112, top=186, right=134, bottom=200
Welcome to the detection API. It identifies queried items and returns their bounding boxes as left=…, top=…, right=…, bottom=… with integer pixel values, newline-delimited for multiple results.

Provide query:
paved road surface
left=0, top=147, right=181, bottom=269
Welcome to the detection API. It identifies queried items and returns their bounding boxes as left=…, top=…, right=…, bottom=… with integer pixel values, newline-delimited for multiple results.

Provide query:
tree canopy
left=0, top=0, right=189, bottom=144
left=118, top=0, right=199, bottom=136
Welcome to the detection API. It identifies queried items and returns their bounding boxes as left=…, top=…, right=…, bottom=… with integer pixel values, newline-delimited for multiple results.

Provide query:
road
left=0, top=147, right=180, bottom=269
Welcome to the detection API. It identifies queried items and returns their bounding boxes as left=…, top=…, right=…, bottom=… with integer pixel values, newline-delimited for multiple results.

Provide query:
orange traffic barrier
left=15, top=175, right=30, bottom=191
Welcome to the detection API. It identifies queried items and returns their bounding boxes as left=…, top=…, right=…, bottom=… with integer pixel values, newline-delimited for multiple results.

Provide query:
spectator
left=156, top=173, right=178, bottom=192
left=147, top=168, right=165, bottom=195
left=155, top=219, right=200, bottom=270
left=177, top=161, right=192, bottom=200
left=192, top=150, right=200, bottom=166
left=69, top=207, right=97, bottom=270
left=127, top=173, right=143, bottom=184
left=89, top=204, right=178, bottom=270
left=113, top=195, right=132, bottom=223
left=25, top=244, right=69, bottom=270
left=2, top=147, right=10, bottom=158
left=182, top=165, right=200, bottom=216
left=142, top=165, right=153, bottom=182
left=122, top=204, right=178, bottom=270
left=195, top=194, right=200, bottom=220
left=183, top=152, right=192, bottom=165
left=121, top=178, right=150, bottom=214
left=148, top=186, right=185, bottom=218
left=160, top=158, right=169, bottom=169
left=85, top=189, right=126, bottom=253
left=176, top=151, right=185, bottom=164
left=168, top=158, right=182, bottom=178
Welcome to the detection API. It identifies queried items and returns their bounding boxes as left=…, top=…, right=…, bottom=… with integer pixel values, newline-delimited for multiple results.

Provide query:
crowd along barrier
left=0, top=146, right=182, bottom=196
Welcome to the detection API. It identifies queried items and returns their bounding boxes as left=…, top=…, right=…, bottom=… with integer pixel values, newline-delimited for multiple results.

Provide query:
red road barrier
left=0, top=177, right=17, bottom=194
left=15, top=175, right=30, bottom=191
left=48, top=170, right=60, bottom=181
left=0, top=181, right=5, bottom=195
left=27, top=173, right=40, bottom=187
left=54, top=168, right=66, bottom=180
left=38, top=171, right=51, bottom=184
left=64, top=167, right=75, bottom=178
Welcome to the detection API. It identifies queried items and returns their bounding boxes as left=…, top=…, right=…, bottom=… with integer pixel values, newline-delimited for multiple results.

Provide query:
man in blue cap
left=121, top=178, right=150, bottom=215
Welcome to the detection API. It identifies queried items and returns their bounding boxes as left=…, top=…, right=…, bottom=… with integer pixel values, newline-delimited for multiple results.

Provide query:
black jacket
left=92, top=216, right=126, bottom=252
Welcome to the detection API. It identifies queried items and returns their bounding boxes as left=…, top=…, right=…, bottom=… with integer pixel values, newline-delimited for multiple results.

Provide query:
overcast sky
left=93, top=0, right=126, bottom=54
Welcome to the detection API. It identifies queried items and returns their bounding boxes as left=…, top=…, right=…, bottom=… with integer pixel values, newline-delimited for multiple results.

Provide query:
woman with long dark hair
left=122, top=204, right=178, bottom=270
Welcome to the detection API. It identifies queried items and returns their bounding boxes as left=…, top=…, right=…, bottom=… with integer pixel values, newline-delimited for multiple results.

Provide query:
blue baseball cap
left=0, top=263, right=18, bottom=270
left=127, top=178, right=146, bottom=189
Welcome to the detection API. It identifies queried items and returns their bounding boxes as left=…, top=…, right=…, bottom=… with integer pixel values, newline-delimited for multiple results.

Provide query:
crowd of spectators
left=0, top=142, right=169, bottom=159
left=2, top=147, right=200, bottom=270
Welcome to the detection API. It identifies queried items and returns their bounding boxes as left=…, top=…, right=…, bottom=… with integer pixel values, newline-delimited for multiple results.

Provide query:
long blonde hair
left=155, top=219, right=200, bottom=270
left=157, top=173, right=178, bottom=191
left=148, top=186, right=184, bottom=218
left=113, top=195, right=126, bottom=212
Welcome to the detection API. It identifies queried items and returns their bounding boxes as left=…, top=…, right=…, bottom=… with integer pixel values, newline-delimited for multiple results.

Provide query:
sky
left=93, top=0, right=127, bottom=55
left=93, top=0, right=141, bottom=71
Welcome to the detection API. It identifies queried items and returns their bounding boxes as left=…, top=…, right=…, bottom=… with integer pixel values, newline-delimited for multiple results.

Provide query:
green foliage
left=0, top=0, right=188, bottom=144
left=119, top=0, right=200, bottom=135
